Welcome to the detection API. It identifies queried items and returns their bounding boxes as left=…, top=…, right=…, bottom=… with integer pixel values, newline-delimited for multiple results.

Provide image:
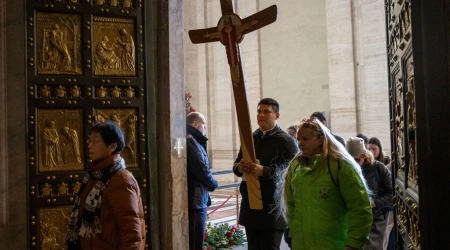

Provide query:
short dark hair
left=310, top=112, right=327, bottom=123
left=258, top=98, right=280, bottom=113
left=287, top=125, right=298, bottom=131
left=356, top=133, right=369, bottom=145
left=90, top=121, right=125, bottom=154
left=186, top=112, right=204, bottom=125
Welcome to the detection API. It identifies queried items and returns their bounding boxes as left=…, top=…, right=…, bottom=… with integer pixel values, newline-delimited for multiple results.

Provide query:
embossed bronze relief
left=94, top=109, right=137, bottom=167
left=38, top=109, right=84, bottom=172
left=36, top=12, right=82, bottom=75
left=394, top=72, right=405, bottom=173
left=39, top=206, right=72, bottom=250
left=93, top=17, right=135, bottom=76
left=406, top=57, right=418, bottom=185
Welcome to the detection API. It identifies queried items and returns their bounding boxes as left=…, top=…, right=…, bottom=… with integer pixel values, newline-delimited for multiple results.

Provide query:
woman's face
left=368, top=144, right=380, bottom=158
left=297, top=127, right=323, bottom=160
left=87, top=132, right=116, bottom=161
left=287, top=128, right=296, bottom=138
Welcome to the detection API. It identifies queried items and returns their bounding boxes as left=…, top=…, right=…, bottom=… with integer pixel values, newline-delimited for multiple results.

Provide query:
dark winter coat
left=232, top=125, right=299, bottom=229
left=186, top=124, right=218, bottom=210
left=361, top=160, right=393, bottom=250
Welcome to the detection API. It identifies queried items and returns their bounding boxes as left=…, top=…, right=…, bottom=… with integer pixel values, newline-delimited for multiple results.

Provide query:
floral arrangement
left=203, top=223, right=246, bottom=250
left=185, top=92, right=196, bottom=115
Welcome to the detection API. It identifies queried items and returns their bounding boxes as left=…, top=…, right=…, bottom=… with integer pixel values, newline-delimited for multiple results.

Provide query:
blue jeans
left=189, top=208, right=206, bottom=250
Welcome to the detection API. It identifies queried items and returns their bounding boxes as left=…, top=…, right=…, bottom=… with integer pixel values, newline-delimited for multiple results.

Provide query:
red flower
left=226, top=231, right=233, bottom=237
left=207, top=246, right=211, bottom=250
left=229, top=239, right=234, bottom=245
left=231, top=226, right=237, bottom=232
left=204, top=233, right=207, bottom=241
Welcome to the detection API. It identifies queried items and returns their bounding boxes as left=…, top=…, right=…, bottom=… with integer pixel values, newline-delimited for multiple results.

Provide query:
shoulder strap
left=328, top=158, right=341, bottom=187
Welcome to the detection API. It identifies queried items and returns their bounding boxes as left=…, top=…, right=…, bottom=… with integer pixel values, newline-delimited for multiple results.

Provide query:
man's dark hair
left=90, top=121, right=125, bottom=154
left=356, top=133, right=369, bottom=145
left=310, top=111, right=327, bottom=123
left=258, top=98, right=280, bottom=113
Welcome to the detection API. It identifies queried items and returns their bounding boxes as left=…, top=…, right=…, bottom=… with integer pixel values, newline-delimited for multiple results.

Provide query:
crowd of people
left=185, top=98, right=394, bottom=250
left=63, top=97, right=393, bottom=250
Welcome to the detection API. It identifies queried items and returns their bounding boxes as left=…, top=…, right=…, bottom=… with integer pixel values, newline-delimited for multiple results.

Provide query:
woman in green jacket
left=285, top=118, right=373, bottom=250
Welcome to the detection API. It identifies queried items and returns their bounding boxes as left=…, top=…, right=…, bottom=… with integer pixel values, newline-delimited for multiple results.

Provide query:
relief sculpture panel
left=394, top=71, right=405, bottom=174
left=94, top=109, right=137, bottom=167
left=93, top=17, right=135, bottom=76
left=406, top=57, right=418, bottom=186
left=38, top=109, right=84, bottom=172
left=36, top=12, right=82, bottom=75
left=39, top=206, right=72, bottom=250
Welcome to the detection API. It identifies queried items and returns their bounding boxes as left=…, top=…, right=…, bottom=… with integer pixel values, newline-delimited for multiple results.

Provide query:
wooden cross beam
left=189, top=0, right=277, bottom=210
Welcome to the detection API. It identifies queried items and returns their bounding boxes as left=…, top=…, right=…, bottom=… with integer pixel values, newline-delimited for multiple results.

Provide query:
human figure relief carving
left=95, top=36, right=121, bottom=70
left=56, top=85, right=67, bottom=98
left=395, top=75, right=405, bottom=172
left=111, top=86, right=121, bottom=98
left=96, top=86, right=107, bottom=98
left=93, top=17, right=135, bottom=76
left=38, top=110, right=84, bottom=172
left=60, top=123, right=82, bottom=165
left=94, top=109, right=137, bottom=166
left=42, top=120, right=62, bottom=170
left=37, top=13, right=81, bottom=75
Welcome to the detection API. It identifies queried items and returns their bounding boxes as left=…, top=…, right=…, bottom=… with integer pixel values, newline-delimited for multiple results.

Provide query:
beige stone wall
left=184, top=0, right=391, bottom=182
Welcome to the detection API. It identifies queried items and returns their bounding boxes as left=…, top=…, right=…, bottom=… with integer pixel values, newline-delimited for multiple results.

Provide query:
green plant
left=203, top=223, right=246, bottom=250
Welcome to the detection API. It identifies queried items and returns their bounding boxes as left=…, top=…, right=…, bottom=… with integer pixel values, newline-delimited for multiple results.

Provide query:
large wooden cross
left=189, top=0, right=277, bottom=210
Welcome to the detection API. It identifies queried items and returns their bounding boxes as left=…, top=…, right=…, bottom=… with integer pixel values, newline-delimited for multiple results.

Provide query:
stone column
left=0, top=0, right=27, bottom=249
left=156, top=0, right=188, bottom=249
left=325, top=0, right=358, bottom=140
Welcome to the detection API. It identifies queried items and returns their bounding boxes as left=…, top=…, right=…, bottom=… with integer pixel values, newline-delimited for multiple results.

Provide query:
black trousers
left=188, top=208, right=206, bottom=250
left=245, top=227, right=284, bottom=250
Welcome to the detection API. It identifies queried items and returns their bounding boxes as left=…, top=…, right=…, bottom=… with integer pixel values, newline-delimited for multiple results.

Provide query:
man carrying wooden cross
left=233, top=98, right=298, bottom=249
left=189, top=1, right=298, bottom=249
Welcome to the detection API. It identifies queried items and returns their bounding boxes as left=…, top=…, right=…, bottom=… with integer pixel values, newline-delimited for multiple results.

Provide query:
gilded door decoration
left=93, top=17, right=135, bottom=76
left=394, top=72, right=405, bottom=174
left=36, top=12, right=82, bottom=75
left=39, top=206, right=72, bottom=250
left=405, top=57, right=418, bottom=186
left=94, top=109, right=137, bottom=167
left=38, top=109, right=84, bottom=172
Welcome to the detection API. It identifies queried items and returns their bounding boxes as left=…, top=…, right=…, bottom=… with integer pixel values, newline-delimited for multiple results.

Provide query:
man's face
left=193, top=115, right=207, bottom=136
left=87, top=132, right=116, bottom=161
left=257, top=104, right=279, bottom=131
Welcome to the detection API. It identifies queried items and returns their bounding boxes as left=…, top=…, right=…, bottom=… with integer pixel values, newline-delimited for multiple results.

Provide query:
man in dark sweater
left=233, top=98, right=299, bottom=250
left=186, top=112, right=218, bottom=250
left=310, top=111, right=346, bottom=146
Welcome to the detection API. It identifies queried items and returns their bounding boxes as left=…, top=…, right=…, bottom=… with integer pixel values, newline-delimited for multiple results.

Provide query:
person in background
left=310, top=111, right=346, bottom=146
left=356, top=133, right=369, bottom=148
left=286, top=125, right=298, bottom=139
left=367, top=137, right=391, bottom=166
left=233, top=98, right=299, bottom=250
left=186, top=112, right=218, bottom=250
left=66, top=121, right=145, bottom=250
left=285, top=118, right=372, bottom=250
left=346, top=137, right=393, bottom=250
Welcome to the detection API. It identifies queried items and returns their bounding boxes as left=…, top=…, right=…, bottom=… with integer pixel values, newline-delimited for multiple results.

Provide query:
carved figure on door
left=95, top=36, right=121, bottom=70
left=42, top=120, right=62, bottom=170
left=42, top=24, right=72, bottom=72
left=123, top=0, right=132, bottom=8
left=125, top=114, right=137, bottom=162
left=59, top=124, right=81, bottom=165
left=116, top=28, right=135, bottom=73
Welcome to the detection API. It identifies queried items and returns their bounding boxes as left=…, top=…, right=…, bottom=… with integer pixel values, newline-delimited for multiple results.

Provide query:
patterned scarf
left=66, top=154, right=125, bottom=248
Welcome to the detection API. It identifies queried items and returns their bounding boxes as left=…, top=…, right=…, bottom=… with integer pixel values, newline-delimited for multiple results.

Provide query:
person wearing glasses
left=66, top=121, right=145, bottom=250
left=285, top=119, right=372, bottom=250
left=346, top=137, right=393, bottom=250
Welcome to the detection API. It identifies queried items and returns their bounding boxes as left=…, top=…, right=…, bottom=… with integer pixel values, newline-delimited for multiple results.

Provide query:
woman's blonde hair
left=278, top=118, right=370, bottom=217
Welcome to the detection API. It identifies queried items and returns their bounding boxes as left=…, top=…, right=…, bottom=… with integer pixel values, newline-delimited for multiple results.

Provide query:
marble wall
left=0, top=0, right=27, bottom=248
left=184, top=0, right=391, bottom=181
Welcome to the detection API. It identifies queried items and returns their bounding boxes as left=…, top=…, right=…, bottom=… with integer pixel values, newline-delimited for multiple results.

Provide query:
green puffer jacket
left=286, top=155, right=372, bottom=250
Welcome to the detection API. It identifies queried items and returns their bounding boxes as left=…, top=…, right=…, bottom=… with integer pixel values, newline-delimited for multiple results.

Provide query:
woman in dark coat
left=346, top=137, right=393, bottom=250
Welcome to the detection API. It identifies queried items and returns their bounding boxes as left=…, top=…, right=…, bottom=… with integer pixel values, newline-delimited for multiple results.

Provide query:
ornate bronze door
left=386, top=0, right=450, bottom=249
left=26, top=0, right=150, bottom=249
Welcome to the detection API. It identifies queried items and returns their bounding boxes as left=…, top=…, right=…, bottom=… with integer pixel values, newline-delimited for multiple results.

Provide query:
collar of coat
left=186, top=124, right=208, bottom=146
left=254, top=124, right=281, bottom=137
